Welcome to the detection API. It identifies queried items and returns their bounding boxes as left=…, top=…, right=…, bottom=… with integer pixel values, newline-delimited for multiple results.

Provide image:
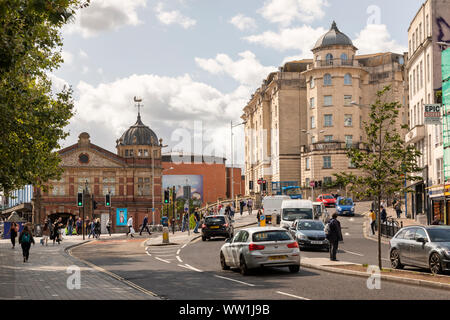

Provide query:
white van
left=280, top=200, right=314, bottom=229
left=262, top=195, right=290, bottom=225
left=313, top=202, right=328, bottom=221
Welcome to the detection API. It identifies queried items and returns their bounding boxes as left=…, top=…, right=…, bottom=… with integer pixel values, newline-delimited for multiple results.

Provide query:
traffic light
left=105, top=193, right=111, bottom=207
left=262, top=181, right=267, bottom=191
left=249, top=181, right=254, bottom=190
left=92, top=199, right=98, bottom=210
left=314, top=181, right=318, bottom=188
left=164, top=190, right=170, bottom=204
left=77, top=193, right=83, bottom=207
left=318, top=180, right=322, bottom=188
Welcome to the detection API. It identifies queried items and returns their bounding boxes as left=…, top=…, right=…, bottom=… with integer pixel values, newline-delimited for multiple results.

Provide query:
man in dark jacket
left=326, top=213, right=343, bottom=261
left=139, top=215, right=151, bottom=236
left=380, top=206, right=387, bottom=223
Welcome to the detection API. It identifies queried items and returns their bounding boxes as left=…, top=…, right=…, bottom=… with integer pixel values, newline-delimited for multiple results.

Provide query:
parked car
left=201, top=215, right=234, bottom=241
left=389, top=226, right=450, bottom=275
left=335, top=197, right=355, bottom=216
left=219, top=227, right=301, bottom=275
left=316, top=194, right=336, bottom=208
left=289, top=219, right=329, bottom=251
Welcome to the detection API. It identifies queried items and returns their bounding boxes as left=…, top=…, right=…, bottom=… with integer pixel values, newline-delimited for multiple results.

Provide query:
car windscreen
left=338, top=199, right=353, bottom=206
left=282, top=208, right=313, bottom=221
left=427, top=229, right=450, bottom=242
left=252, top=230, right=292, bottom=242
left=205, top=217, right=225, bottom=224
left=323, top=195, right=334, bottom=199
left=298, top=221, right=324, bottom=230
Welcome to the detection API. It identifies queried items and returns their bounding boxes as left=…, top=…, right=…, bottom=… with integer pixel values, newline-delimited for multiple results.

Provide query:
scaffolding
left=442, top=48, right=450, bottom=225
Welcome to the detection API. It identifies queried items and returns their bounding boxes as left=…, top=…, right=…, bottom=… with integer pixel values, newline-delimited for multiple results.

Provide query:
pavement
left=0, top=233, right=157, bottom=300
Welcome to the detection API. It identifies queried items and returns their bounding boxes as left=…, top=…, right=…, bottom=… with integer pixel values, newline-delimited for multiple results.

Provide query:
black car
left=201, top=215, right=234, bottom=241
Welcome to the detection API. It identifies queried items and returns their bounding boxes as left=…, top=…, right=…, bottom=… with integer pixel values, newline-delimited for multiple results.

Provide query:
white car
left=219, top=227, right=301, bottom=275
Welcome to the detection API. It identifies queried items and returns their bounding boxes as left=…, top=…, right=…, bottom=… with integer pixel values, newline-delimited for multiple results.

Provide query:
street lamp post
left=231, top=120, right=246, bottom=208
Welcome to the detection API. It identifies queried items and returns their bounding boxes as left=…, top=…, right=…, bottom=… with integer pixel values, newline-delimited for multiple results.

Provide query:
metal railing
left=379, top=217, right=403, bottom=238
left=200, top=196, right=257, bottom=215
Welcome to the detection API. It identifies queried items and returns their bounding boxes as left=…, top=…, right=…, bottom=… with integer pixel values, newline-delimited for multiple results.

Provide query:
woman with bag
left=41, top=218, right=50, bottom=246
left=10, top=222, right=18, bottom=249
left=19, top=225, right=35, bottom=262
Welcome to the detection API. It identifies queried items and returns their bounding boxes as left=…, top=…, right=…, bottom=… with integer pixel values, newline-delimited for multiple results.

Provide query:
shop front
left=428, top=185, right=450, bottom=225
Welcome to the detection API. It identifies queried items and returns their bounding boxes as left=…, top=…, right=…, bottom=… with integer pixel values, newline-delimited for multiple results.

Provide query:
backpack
left=22, top=232, right=31, bottom=243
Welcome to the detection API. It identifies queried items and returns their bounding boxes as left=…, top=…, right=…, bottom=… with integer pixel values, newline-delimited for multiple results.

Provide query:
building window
left=326, top=53, right=333, bottom=65
left=360, top=116, right=362, bottom=129
left=144, top=149, right=149, bottom=157
left=77, top=177, right=90, bottom=193
left=345, top=135, right=353, bottom=148
left=310, top=77, right=315, bottom=89
left=324, top=74, right=332, bottom=86
left=323, top=176, right=332, bottom=185
left=437, top=158, right=443, bottom=184
left=323, top=156, right=332, bottom=169
left=413, top=70, right=416, bottom=95
left=137, top=177, right=150, bottom=196
left=306, top=157, right=310, bottom=170
left=311, top=116, right=316, bottom=129
left=427, top=54, right=430, bottom=82
left=138, top=149, right=143, bottom=157
left=344, top=114, right=353, bottom=127
left=426, top=15, right=429, bottom=36
left=324, top=114, right=333, bottom=127
left=311, top=136, right=316, bottom=144
left=420, top=61, right=423, bottom=89
left=102, top=177, right=116, bottom=195
left=310, top=97, right=315, bottom=108
left=340, top=53, right=348, bottom=63
left=344, top=95, right=352, bottom=106
left=324, top=135, right=333, bottom=142
left=419, top=23, right=422, bottom=43
left=324, top=95, right=332, bottom=106
left=344, top=73, right=352, bottom=85
left=51, top=178, right=65, bottom=196
left=349, top=159, right=356, bottom=168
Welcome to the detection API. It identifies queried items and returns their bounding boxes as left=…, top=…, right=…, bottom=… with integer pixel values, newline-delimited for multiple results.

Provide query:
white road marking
left=180, top=264, right=203, bottom=272
left=151, top=253, right=176, bottom=257
left=176, top=256, right=183, bottom=262
left=176, top=249, right=181, bottom=255
left=145, top=251, right=151, bottom=257
left=214, top=275, right=255, bottom=287
left=342, top=249, right=364, bottom=257
left=155, top=257, right=171, bottom=264
left=344, top=232, right=350, bottom=236
left=181, top=244, right=188, bottom=249
left=276, top=291, right=310, bottom=300
left=349, top=218, right=354, bottom=222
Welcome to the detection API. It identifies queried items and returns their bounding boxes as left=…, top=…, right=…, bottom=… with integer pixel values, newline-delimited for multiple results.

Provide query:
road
left=71, top=203, right=450, bottom=300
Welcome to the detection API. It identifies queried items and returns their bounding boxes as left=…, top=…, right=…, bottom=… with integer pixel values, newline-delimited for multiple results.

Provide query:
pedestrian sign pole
left=259, top=214, right=266, bottom=227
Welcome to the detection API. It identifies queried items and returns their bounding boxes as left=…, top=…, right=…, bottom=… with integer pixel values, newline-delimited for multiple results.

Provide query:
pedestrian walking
left=126, top=216, right=134, bottom=237
left=41, top=218, right=51, bottom=246
left=394, top=200, right=402, bottom=219
left=10, top=222, right=18, bottom=249
left=19, top=225, right=35, bottom=263
left=257, top=209, right=262, bottom=224
left=76, top=218, right=82, bottom=235
left=106, top=216, right=112, bottom=236
left=85, top=217, right=90, bottom=236
left=380, top=206, right=387, bottom=223
left=181, top=212, right=188, bottom=232
left=239, top=200, right=245, bottom=216
left=325, top=213, right=343, bottom=261
left=193, top=209, right=200, bottom=233
left=66, top=216, right=74, bottom=236
left=247, top=199, right=253, bottom=215
left=52, top=218, right=63, bottom=245
left=369, top=210, right=377, bottom=235
left=94, top=218, right=101, bottom=239
left=139, top=215, right=152, bottom=236
left=88, top=220, right=96, bottom=239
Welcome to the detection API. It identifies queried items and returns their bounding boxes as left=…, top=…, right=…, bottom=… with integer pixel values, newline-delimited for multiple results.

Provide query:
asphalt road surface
left=71, top=204, right=450, bottom=300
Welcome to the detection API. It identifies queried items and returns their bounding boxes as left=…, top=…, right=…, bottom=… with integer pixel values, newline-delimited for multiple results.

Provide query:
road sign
left=258, top=179, right=262, bottom=184
left=424, top=104, right=442, bottom=125
left=310, top=181, right=315, bottom=187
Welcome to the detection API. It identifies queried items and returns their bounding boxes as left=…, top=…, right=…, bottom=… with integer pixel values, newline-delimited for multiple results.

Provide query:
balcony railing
left=316, top=59, right=357, bottom=67
left=301, top=141, right=369, bottom=153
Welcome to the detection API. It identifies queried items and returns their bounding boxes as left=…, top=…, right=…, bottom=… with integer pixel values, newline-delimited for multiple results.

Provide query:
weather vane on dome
left=134, top=96, right=143, bottom=117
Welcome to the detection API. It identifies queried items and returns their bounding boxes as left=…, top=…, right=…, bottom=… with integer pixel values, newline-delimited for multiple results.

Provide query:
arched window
left=323, top=74, right=332, bottom=86
left=326, top=53, right=333, bottom=65
left=341, top=53, right=348, bottom=64
left=310, top=77, right=315, bottom=88
left=344, top=73, right=352, bottom=85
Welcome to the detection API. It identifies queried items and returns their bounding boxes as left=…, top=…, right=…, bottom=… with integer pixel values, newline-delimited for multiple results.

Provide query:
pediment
left=59, top=145, right=125, bottom=168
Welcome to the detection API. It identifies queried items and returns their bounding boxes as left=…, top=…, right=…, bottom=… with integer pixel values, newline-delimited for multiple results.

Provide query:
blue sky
left=53, top=0, right=425, bottom=165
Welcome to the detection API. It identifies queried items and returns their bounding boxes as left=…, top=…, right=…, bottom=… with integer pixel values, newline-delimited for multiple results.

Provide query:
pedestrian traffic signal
left=77, top=193, right=83, bottom=207
left=164, top=190, right=170, bottom=203
left=318, top=180, right=322, bottom=188
left=93, top=199, right=98, bottom=210
left=105, top=193, right=111, bottom=207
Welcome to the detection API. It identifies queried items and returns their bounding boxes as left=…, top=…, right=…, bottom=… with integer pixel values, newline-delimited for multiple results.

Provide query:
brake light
left=249, top=244, right=265, bottom=251
left=223, top=224, right=228, bottom=227
left=287, top=242, right=299, bottom=248
left=202, top=224, right=206, bottom=229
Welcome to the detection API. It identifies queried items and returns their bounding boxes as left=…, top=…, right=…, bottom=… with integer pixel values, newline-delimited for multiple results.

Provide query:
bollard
left=162, top=227, right=169, bottom=244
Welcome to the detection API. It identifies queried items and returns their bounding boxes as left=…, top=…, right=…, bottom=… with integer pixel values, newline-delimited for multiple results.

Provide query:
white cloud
left=64, top=0, right=146, bottom=38
left=79, top=49, right=88, bottom=59
left=353, top=24, right=407, bottom=54
left=154, top=3, right=196, bottom=29
left=229, top=14, right=257, bottom=31
left=61, top=50, right=74, bottom=65
left=259, top=0, right=329, bottom=26
left=244, top=25, right=326, bottom=56
left=48, top=73, right=70, bottom=93
left=82, top=66, right=89, bottom=74
left=195, top=51, right=276, bottom=87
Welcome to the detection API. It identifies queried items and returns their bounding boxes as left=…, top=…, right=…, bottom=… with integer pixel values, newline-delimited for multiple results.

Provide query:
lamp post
left=231, top=120, right=246, bottom=208
left=82, top=180, right=89, bottom=241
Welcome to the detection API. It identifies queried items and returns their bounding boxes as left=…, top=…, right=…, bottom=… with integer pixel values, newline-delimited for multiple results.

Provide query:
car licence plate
left=310, top=241, right=323, bottom=245
left=209, top=226, right=219, bottom=229
left=268, top=255, right=287, bottom=260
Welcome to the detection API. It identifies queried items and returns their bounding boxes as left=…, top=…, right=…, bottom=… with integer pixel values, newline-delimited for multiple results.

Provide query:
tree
left=0, top=0, right=89, bottom=196
left=334, top=86, right=422, bottom=269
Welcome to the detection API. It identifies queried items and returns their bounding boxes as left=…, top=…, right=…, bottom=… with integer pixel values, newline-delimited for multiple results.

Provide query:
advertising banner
left=162, top=175, right=203, bottom=205
left=116, top=208, right=128, bottom=226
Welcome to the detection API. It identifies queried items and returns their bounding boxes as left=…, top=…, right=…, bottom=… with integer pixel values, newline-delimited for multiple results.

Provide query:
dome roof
left=118, top=114, right=159, bottom=146
left=313, top=21, right=355, bottom=51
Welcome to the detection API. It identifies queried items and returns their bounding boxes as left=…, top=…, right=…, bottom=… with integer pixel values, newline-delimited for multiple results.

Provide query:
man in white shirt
left=126, top=216, right=134, bottom=238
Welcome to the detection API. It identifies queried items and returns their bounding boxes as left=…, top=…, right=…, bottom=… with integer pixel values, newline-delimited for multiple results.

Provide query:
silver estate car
left=219, top=227, right=301, bottom=275
left=289, top=219, right=329, bottom=251
left=389, top=225, right=450, bottom=274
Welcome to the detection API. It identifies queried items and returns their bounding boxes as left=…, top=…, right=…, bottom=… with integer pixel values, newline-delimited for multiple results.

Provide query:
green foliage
left=333, top=86, right=422, bottom=201
left=0, top=0, right=89, bottom=193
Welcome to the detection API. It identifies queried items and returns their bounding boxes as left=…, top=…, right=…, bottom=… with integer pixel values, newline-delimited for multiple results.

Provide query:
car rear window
left=205, top=216, right=225, bottom=224
left=252, top=230, right=292, bottom=242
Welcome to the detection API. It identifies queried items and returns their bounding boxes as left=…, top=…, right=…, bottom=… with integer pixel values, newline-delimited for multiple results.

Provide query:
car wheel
left=390, top=249, right=404, bottom=269
left=289, top=265, right=300, bottom=273
left=429, top=253, right=442, bottom=275
left=201, top=236, right=206, bottom=241
left=220, top=251, right=230, bottom=270
left=240, top=255, right=249, bottom=276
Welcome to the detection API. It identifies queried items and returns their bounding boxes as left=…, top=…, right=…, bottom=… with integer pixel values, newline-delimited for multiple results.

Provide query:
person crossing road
left=139, top=215, right=152, bottom=236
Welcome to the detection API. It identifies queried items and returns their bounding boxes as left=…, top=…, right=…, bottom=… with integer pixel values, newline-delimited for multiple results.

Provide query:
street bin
left=259, top=215, right=266, bottom=227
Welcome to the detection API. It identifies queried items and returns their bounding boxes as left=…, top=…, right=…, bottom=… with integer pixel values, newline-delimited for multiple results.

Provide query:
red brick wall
left=226, top=167, right=244, bottom=198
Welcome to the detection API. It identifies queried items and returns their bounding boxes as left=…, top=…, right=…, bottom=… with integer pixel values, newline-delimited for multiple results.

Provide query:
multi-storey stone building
left=242, top=22, right=408, bottom=199
left=32, top=110, right=163, bottom=232
left=406, top=0, right=450, bottom=224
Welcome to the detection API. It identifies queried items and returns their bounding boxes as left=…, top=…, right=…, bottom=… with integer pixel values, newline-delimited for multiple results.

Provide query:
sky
left=52, top=0, right=425, bottom=167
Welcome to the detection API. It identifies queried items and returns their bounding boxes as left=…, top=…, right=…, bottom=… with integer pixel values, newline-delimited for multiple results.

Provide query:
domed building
left=31, top=101, right=163, bottom=233
left=242, top=21, right=408, bottom=198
